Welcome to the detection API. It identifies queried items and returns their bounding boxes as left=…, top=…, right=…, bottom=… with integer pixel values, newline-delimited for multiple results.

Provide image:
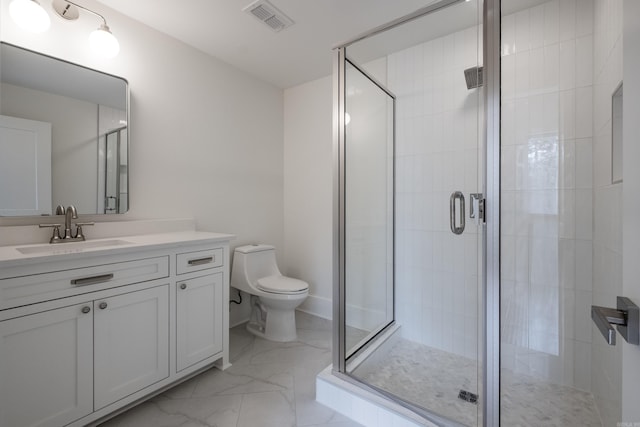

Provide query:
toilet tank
left=231, top=244, right=281, bottom=290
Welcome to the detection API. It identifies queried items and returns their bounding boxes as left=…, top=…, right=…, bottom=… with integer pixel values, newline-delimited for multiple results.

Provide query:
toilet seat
left=257, top=275, right=308, bottom=294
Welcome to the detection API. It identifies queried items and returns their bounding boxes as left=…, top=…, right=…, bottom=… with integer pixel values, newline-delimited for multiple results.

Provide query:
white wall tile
left=573, top=340, right=592, bottom=391
left=558, top=190, right=576, bottom=239
left=575, top=138, right=593, bottom=189
left=560, top=141, right=576, bottom=190
left=559, top=40, right=576, bottom=90
left=575, top=189, right=593, bottom=239
left=575, top=0, right=594, bottom=37
left=574, top=290, right=593, bottom=343
left=543, top=44, right=560, bottom=91
left=575, top=239, right=593, bottom=292
left=529, top=4, right=545, bottom=49
left=501, top=146, right=516, bottom=191
left=544, top=0, right=560, bottom=46
left=575, top=36, right=594, bottom=87
left=529, top=47, right=545, bottom=93
left=575, top=87, right=593, bottom=138
left=559, top=0, right=577, bottom=42
left=515, top=50, right=531, bottom=97
left=515, top=9, right=531, bottom=53
left=502, top=53, right=516, bottom=99
left=558, top=239, right=577, bottom=290
left=514, top=98, right=530, bottom=145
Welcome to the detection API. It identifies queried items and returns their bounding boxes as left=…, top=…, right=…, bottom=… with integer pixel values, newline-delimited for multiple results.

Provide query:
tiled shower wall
left=500, top=0, right=594, bottom=390
left=388, top=25, right=482, bottom=360
left=591, top=0, right=623, bottom=424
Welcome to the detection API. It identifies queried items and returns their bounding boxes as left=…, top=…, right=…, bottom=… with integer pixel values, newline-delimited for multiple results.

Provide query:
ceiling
left=93, top=0, right=544, bottom=89
left=93, top=0, right=443, bottom=89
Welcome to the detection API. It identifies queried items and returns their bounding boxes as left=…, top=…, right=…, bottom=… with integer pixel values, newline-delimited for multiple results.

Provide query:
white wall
left=0, top=0, right=284, bottom=323
left=0, top=0, right=284, bottom=245
left=283, top=76, right=334, bottom=319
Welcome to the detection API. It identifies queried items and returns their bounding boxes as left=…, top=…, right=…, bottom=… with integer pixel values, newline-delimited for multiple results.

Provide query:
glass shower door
left=103, top=127, right=128, bottom=214
left=343, top=60, right=395, bottom=357
left=335, top=0, right=485, bottom=425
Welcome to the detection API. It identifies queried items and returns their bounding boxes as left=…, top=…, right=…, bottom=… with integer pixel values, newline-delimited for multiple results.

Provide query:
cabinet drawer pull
left=70, top=273, right=114, bottom=286
left=187, top=257, right=214, bottom=266
left=99, top=302, right=108, bottom=310
left=81, top=306, right=91, bottom=314
left=180, top=283, right=187, bottom=290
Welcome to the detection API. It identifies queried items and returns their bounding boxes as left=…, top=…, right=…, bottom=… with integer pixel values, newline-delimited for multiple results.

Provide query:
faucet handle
left=39, top=223, right=62, bottom=243
left=74, top=222, right=94, bottom=241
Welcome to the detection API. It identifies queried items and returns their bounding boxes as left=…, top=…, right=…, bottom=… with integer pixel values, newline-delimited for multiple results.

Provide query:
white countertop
left=0, top=231, right=235, bottom=268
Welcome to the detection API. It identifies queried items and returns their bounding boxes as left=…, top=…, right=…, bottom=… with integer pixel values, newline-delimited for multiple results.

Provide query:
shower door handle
left=450, top=191, right=465, bottom=235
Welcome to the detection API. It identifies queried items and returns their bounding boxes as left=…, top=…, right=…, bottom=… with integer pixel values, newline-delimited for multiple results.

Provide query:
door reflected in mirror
left=0, top=42, right=129, bottom=216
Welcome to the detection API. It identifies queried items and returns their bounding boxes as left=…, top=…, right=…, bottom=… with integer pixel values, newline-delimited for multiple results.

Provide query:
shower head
left=464, top=66, right=483, bottom=89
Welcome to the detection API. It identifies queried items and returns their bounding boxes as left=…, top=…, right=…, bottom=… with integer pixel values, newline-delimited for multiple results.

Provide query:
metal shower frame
left=331, top=0, right=501, bottom=425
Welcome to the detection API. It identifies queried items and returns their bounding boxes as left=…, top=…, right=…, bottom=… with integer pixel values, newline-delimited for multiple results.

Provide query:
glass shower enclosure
left=101, top=126, right=128, bottom=214
left=333, top=0, right=486, bottom=425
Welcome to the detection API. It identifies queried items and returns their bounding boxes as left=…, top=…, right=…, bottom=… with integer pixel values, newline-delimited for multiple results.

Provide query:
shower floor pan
left=351, top=335, right=602, bottom=427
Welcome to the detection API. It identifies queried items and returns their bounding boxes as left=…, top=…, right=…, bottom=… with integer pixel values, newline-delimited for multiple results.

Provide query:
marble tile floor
left=99, top=312, right=363, bottom=427
left=356, top=338, right=602, bottom=427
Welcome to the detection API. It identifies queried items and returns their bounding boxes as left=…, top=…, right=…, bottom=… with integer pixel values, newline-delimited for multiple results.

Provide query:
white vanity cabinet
left=0, top=231, right=232, bottom=427
left=0, top=301, right=94, bottom=427
left=176, top=272, right=223, bottom=372
left=93, top=285, right=170, bottom=410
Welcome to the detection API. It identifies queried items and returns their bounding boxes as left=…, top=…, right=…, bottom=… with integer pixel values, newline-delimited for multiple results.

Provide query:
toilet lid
left=257, top=275, right=309, bottom=294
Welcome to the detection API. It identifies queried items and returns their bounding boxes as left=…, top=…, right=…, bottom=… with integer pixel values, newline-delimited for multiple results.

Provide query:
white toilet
left=231, top=244, right=309, bottom=342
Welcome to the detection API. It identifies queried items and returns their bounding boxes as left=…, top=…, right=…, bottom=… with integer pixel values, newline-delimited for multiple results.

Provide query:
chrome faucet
left=39, top=204, right=94, bottom=244
left=63, top=205, right=78, bottom=239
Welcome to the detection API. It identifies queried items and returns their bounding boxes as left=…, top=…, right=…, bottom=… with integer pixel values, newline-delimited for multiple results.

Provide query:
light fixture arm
left=61, top=0, right=108, bottom=27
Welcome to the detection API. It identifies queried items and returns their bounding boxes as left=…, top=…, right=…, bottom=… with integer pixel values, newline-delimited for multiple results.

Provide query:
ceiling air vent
left=243, top=0, right=294, bottom=32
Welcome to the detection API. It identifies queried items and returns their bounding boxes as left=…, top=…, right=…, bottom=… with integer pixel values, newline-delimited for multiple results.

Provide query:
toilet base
left=246, top=307, right=298, bottom=342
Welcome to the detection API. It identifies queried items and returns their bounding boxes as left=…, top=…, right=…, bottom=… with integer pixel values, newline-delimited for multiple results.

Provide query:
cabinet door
left=94, top=285, right=169, bottom=410
left=176, top=273, right=223, bottom=372
left=0, top=303, right=93, bottom=427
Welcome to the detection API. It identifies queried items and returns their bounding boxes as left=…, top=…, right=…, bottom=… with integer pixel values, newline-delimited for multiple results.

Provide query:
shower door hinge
left=470, top=193, right=485, bottom=225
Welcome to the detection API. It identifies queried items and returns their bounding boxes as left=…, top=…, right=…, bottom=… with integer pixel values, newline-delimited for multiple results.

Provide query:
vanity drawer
left=176, top=248, right=223, bottom=275
left=0, top=256, right=169, bottom=310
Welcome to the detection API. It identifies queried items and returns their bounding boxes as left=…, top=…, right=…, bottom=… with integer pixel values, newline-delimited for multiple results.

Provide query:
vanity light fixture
left=9, top=0, right=51, bottom=33
left=9, top=0, right=120, bottom=58
left=52, top=0, right=120, bottom=58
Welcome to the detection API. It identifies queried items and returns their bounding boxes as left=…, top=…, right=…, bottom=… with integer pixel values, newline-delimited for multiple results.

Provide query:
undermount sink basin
left=16, top=239, right=133, bottom=255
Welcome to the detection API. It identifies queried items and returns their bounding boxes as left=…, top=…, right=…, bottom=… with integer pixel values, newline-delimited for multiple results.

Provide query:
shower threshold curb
left=316, top=365, right=438, bottom=427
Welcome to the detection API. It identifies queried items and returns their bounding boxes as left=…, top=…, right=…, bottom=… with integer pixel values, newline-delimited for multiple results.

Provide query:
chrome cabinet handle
left=449, top=191, right=465, bottom=235
left=99, top=302, right=108, bottom=310
left=81, top=306, right=91, bottom=314
left=71, top=273, right=114, bottom=286
left=188, top=257, right=214, bottom=266
left=180, top=283, right=187, bottom=290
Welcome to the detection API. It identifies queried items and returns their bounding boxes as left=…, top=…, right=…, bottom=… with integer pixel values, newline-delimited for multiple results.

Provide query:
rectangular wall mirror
left=0, top=42, right=129, bottom=216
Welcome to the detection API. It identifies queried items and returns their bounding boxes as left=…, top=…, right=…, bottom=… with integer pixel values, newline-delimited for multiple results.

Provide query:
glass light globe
left=90, top=24, right=120, bottom=59
left=9, top=0, right=51, bottom=33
